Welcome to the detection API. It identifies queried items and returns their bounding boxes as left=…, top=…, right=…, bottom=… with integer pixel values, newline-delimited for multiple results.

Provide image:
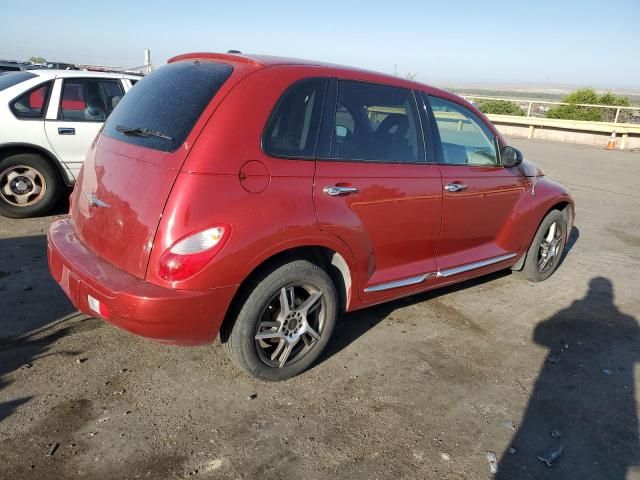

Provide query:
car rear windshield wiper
left=116, top=125, right=173, bottom=141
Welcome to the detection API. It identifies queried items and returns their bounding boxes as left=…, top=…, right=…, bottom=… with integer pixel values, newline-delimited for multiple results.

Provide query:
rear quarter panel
left=145, top=65, right=361, bottom=292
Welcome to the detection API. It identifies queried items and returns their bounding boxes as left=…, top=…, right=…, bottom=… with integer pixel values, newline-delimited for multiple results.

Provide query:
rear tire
left=223, top=260, right=337, bottom=381
left=521, top=209, right=568, bottom=282
left=0, top=153, right=62, bottom=218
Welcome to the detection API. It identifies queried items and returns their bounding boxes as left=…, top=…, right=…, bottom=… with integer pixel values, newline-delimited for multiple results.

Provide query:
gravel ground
left=0, top=137, right=639, bottom=480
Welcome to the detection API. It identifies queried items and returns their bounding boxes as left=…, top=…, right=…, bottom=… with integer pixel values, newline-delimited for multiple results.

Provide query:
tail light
left=157, top=225, right=230, bottom=282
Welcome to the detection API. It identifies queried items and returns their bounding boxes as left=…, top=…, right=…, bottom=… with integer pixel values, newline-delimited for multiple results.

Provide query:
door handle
left=323, top=185, right=359, bottom=196
left=444, top=183, right=467, bottom=192
left=58, top=127, right=75, bottom=135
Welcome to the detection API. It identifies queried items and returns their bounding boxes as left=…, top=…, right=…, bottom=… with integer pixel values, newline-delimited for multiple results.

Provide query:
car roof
left=168, top=52, right=454, bottom=99
left=29, top=69, right=141, bottom=80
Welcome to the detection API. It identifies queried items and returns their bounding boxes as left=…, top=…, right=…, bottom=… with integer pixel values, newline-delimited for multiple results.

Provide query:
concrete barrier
left=486, top=114, right=640, bottom=150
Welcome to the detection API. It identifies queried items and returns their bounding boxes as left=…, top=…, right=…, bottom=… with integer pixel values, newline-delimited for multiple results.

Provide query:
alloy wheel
left=0, top=165, right=47, bottom=207
left=254, top=284, right=326, bottom=368
left=537, top=221, right=564, bottom=273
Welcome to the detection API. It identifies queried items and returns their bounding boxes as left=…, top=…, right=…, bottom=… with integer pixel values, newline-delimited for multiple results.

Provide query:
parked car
left=48, top=53, right=574, bottom=380
left=0, top=69, right=139, bottom=217
left=0, top=60, right=32, bottom=72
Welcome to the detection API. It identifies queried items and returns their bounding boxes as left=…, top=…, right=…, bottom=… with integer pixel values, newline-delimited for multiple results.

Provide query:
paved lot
left=0, top=138, right=639, bottom=479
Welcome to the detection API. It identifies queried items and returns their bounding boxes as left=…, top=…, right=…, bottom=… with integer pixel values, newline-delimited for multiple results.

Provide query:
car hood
left=520, top=159, right=544, bottom=177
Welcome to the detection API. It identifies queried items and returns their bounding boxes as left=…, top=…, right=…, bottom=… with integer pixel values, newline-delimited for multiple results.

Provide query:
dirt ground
left=1, top=137, right=639, bottom=480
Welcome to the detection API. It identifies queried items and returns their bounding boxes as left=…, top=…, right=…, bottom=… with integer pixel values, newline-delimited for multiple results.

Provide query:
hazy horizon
left=1, top=0, right=638, bottom=90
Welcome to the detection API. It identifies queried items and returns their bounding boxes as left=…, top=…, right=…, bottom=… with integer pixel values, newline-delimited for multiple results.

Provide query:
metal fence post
left=614, top=107, right=621, bottom=123
left=527, top=102, right=532, bottom=117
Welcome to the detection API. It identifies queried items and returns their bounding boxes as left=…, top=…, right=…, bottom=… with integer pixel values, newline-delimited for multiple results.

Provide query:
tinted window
left=103, top=61, right=233, bottom=152
left=59, top=78, right=124, bottom=121
left=0, top=71, right=36, bottom=91
left=10, top=82, right=51, bottom=119
left=263, top=78, right=327, bottom=158
left=428, top=95, right=498, bottom=166
left=331, top=81, right=423, bottom=163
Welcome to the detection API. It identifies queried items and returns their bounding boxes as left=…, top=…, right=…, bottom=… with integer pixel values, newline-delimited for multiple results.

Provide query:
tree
left=478, top=99, right=525, bottom=116
left=28, top=56, right=47, bottom=64
left=546, top=88, right=630, bottom=122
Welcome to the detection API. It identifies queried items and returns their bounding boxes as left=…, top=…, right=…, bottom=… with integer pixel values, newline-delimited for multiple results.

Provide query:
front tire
left=521, top=209, right=568, bottom=282
left=0, top=153, right=62, bottom=218
left=223, top=260, right=338, bottom=381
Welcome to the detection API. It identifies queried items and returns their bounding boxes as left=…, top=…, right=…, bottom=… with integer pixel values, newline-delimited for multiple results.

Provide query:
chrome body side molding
left=364, top=273, right=437, bottom=293
left=437, top=253, right=517, bottom=278
left=363, top=253, right=517, bottom=293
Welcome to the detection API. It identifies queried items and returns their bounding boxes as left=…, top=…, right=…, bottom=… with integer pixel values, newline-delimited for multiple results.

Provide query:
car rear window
left=0, top=71, right=36, bottom=91
left=103, top=61, right=233, bottom=152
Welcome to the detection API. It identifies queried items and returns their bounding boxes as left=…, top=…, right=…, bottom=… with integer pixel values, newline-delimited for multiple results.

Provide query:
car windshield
left=0, top=71, right=36, bottom=91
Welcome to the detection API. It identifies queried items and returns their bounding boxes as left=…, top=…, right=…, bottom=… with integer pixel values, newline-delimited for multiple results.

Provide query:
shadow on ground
left=496, top=277, right=640, bottom=479
left=0, top=233, right=99, bottom=422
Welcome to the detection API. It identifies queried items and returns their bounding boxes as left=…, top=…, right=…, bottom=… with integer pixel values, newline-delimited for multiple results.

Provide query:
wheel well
left=218, top=246, right=353, bottom=343
left=513, top=201, right=573, bottom=271
left=0, top=144, right=70, bottom=187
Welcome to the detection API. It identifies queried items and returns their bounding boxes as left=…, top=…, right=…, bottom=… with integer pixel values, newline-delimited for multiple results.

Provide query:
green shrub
left=478, top=100, right=524, bottom=116
left=546, top=88, right=630, bottom=122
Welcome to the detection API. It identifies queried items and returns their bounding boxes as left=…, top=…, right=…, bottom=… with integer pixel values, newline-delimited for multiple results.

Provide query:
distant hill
left=439, top=84, right=640, bottom=106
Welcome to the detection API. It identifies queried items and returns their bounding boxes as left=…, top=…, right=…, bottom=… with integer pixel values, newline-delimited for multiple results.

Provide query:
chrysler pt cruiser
left=48, top=52, right=574, bottom=380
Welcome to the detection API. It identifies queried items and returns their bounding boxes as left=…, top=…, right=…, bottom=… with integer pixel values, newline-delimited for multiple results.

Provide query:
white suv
left=0, top=69, right=140, bottom=218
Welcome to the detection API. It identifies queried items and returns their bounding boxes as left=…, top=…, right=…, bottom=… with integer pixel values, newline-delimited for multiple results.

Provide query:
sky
left=1, top=0, right=639, bottom=89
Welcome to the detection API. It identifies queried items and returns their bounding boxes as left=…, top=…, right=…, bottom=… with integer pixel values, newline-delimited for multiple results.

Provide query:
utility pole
left=144, top=48, right=152, bottom=74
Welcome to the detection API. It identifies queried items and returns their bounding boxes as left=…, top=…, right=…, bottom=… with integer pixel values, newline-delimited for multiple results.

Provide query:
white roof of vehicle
left=29, top=69, right=142, bottom=80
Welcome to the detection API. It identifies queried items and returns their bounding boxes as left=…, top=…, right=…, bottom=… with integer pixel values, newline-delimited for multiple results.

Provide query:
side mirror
left=501, top=146, right=523, bottom=168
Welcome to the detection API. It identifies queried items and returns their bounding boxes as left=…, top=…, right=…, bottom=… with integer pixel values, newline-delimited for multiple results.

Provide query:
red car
left=48, top=52, right=574, bottom=380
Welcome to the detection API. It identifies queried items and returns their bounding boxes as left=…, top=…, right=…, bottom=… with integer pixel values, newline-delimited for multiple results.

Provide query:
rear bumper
left=47, top=218, right=238, bottom=346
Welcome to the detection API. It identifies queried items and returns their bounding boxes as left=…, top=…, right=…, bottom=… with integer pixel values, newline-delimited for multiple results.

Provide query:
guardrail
left=458, top=94, right=640, bottom=125
left=486, top=114, right=640, bottom=150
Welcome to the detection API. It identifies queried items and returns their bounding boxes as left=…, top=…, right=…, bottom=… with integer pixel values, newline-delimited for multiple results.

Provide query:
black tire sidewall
left=523, top=209, right=567, bottom=282
left=0, top=153, right=62, bottom=218
left=228, top=260, right=338, bottom=381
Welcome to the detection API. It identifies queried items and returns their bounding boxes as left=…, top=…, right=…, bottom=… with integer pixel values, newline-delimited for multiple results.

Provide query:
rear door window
left=58, top=78, right=125, bottom=121
left=263, top=78, right=327, bottom=158
left=330, top=81, right=424, bottom=163
left=103, top=61, right=233, bottom=152
left=10, top=82, right=52, bottom=119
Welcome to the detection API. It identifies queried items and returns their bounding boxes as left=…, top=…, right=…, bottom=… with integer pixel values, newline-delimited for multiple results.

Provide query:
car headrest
left=85, top=96, right=105, bottom=120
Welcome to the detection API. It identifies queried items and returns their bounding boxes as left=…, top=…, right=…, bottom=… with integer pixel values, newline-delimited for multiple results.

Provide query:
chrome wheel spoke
left=539, top=252, right=551, bottom=270
left=4, top=170, right=19, bottom=182
left=1, top=183, right=13, bottom=197
left=278, top=339, right=297, bottom=368
left=279, top=287, right=294, bottom=316
left=255, top=330, right=281, bottom=341
left=30, top=183, right=42, bottom=195
left=255, top=321, right=282, bottom=341
left=21, top=168, right=38, bottom=181
left=271, top=339, right=286, bottom=360
left=305, top=324, right=321, bottom=341
left=296, top=290, right=323, bottom=316
left=14, top=194, right=30, bottom=205
left=545, top=222, right=556, bottom=243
